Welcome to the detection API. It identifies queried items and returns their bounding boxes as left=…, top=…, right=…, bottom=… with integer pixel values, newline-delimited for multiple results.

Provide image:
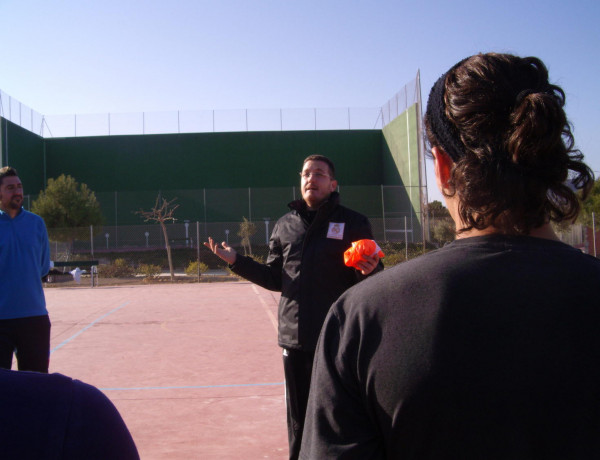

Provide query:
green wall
left=41, top=129, right=389, bottom=225
left=0, top=118, right=46, bottom=195
left=44, top=130, right=384, bottom=191
left=381, top=104, right=424, bottom=240
left=382, top=104, right=420, bottom=205
left=1, top=113, right=425, bottom=236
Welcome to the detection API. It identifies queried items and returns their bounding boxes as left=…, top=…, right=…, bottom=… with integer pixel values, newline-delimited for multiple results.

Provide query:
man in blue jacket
left=205, top=155, right=382, bottom=460
left=0, top=166, right=51, bottom=372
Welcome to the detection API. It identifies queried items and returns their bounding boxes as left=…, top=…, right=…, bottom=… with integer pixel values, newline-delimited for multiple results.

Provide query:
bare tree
left=136, top=194, right=179, bottom=282
left=238, top=217, right=257, bottom=255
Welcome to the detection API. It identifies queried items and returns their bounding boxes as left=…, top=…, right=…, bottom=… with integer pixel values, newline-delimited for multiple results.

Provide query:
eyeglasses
left=299, top=171, right=331, bottom=180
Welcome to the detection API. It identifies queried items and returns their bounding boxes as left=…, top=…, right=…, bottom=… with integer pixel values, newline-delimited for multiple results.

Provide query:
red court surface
left=45, top=282, right=288, bottom=459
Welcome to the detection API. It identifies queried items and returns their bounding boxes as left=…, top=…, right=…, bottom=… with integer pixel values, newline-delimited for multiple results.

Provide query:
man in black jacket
left=205, top=154, right=382, bottom=460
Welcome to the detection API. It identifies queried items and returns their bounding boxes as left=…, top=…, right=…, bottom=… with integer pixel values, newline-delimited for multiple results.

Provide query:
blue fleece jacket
left=0, top=208, right=50, bottom=319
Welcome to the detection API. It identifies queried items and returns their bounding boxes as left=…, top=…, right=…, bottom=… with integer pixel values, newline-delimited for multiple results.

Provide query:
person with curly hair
left=300, top=53, right=600, bottom=459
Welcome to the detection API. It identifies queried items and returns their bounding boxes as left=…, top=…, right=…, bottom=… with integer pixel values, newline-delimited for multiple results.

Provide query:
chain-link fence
left=0, top=89, right=44, bottom=135
left=24, top=184, right=429, bottom=228
left=50, top=217, right=425, bottom=261
left=46, top=213, right=430, bottom=284
left=1, top=88, right=386, bottom=138
left=45, top=217, right=599, bottom=286
left=1, top=74, right=420, bottom=138
left=40, top=107, right=387, bottom=137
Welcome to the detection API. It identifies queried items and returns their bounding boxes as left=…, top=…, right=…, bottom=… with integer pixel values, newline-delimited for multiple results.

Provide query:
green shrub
left=185, top=261, right=209, bottom=276
left=138, top=263, right=162, bottom=278
left=249, top=254, right=265, bottom=264
left=70, top=246, right=257, bottom=270
left=381, top=251, right=406, bottom=267
left=98, top=258, right=135, bottom=278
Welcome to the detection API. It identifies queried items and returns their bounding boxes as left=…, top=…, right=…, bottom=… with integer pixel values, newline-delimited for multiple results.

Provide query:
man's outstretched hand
left=204, top=237, right=238, bottom=265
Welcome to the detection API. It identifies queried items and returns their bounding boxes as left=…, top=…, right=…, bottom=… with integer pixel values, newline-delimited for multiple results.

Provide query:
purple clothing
left=0, top=369, right=139, bottom=459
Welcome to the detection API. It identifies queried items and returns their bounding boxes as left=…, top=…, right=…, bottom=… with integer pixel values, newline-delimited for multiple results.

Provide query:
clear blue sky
left=1, top=0, right=599, bottom=203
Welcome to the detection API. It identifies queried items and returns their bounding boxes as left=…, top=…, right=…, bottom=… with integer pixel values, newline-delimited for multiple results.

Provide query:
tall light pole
left=263, top=218, right=270, bottom=244
left=184, top=220, right=190, bottom=247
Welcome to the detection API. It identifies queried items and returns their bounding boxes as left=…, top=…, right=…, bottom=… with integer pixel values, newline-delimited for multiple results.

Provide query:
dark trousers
left=0, top=315, right=51, bottom=373
left=282, top=348, right=315, bottom=460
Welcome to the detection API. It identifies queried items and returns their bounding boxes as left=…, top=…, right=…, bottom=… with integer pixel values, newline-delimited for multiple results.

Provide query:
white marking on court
left=100, top=381, right=284, bottom=391
left=252, top=284, right=278, bottom=332
left=50, top=301, right=131, bottom=354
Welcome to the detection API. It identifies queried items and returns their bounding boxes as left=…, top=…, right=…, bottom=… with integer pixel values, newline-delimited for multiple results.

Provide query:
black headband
left=425, top=59, right=468, bottom=162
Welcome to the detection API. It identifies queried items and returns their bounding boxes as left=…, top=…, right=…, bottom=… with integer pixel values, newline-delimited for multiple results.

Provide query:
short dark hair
left=303, top=155, right=336, bottom=179
left=0, top=166, right=19, bottom=187
left=424, top=53, right=593, bottom=234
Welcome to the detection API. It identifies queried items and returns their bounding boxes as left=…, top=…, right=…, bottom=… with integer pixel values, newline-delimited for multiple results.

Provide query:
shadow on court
left=45, top=282, right=288, bottom=459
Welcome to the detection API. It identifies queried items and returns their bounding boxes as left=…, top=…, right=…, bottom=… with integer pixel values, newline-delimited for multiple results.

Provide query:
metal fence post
left=203, top=188, right=207, bottom=237
left=90, top=225, right=94, bottom=258
left=381, top=185, right=386, bottom=242
left=593, top=212, right=597, bottom=257
left=404, top=216, right=408, bottom=260
left=114, top=191, right=118, bottom=248
left=196, top=221, right=201, bottom=282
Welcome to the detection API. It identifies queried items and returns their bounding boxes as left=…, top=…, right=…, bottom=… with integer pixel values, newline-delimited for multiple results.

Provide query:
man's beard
left=9, top=196, right=22, bottom=209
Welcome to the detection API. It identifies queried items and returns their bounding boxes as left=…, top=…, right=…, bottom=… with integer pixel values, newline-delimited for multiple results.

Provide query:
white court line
left=51, top=301, right=131, bottom=354
left=252, top=284, right=278, bottom=332
left=100, top=381, right=284, bottom=391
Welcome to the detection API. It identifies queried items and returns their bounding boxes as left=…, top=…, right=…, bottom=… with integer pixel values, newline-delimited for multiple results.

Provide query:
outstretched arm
left=205, top=233, right=283, bottom=292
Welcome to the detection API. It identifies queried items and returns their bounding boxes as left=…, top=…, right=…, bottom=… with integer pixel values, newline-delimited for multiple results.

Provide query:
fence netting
left=45, top=217, right=595, bottom=286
